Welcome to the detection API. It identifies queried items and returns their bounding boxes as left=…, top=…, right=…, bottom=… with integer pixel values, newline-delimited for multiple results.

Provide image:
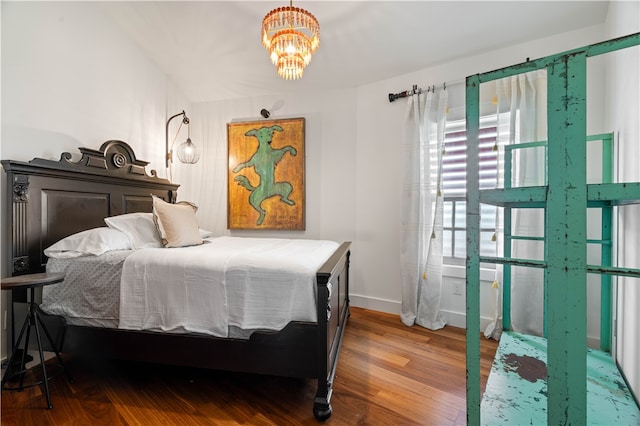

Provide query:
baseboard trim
left=350, top=294, right=401, bottom=315
left=441, top=309, right=496, bottom=331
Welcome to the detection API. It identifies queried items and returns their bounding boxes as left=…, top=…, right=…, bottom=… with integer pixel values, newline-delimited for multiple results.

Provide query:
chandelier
left=261, top=1, right=320, bottom=80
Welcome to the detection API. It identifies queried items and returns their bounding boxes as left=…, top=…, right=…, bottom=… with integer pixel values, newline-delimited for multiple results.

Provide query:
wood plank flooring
left=1, top=307, right=498, bottom=425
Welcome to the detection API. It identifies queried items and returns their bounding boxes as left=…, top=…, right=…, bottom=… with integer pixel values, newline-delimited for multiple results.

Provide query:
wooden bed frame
left=1, top=140, right=351, bottom=421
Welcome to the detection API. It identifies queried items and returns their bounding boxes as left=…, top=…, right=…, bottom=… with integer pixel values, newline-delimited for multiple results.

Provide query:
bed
left=1, top=140, right=351, bottom=420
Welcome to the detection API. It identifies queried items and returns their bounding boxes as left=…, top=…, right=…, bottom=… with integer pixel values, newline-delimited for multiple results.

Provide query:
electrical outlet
left=453, top=281, right=463, bottom=296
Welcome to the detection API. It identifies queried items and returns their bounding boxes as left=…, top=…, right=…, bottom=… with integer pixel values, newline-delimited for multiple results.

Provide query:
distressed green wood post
left=502, top=212, right=512, bottom=332
left=465, top=74, right=481, bottom=426
left=600, top=133, right=613, bottom=352
left=503, top=147, right=513, bottom=332
left=545, top=52, right=588, bottom=425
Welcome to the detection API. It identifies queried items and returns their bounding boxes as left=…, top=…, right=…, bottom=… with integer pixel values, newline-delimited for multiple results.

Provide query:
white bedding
left=118, top=236, right=339, bottom=337
left=43, top=249, right=131, bottom=327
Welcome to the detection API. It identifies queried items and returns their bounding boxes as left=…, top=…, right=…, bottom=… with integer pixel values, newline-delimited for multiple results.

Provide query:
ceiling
left=100, top=1, right=610, bottom=103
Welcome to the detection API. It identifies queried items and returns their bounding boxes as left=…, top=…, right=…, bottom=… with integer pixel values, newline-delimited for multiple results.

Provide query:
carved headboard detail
left=2, top=140, right=179, bottom=275
left=30, top=140, right=163, bottom=180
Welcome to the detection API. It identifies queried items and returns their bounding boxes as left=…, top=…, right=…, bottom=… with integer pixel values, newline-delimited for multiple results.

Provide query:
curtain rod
left=388, top=79, right=464, bottom=103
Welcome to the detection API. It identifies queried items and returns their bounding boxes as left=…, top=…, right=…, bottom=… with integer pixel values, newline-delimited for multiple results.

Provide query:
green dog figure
left=233, top=125, right=297, bottom=225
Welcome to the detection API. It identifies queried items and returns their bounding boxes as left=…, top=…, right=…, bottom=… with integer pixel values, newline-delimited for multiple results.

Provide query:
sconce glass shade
left=176, top=138, right=200, bottom=164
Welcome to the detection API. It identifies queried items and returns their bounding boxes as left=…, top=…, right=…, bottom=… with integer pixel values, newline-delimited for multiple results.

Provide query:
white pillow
left=199, top=228, right=215, bottom=238
left=44, top=227, right=132, bottom=258
left=104, top=212, right=163, bottom=249
left=152, top=195, right=203, bottom=248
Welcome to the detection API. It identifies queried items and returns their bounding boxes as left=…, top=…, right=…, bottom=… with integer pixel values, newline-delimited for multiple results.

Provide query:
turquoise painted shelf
left=481, top=332, right=640, bottom=425
left=479, top=182, right=640, bottom=209
left=465, top=33, right=640, bottom=425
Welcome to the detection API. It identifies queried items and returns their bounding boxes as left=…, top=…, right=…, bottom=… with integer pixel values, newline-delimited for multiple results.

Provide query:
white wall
left=1, top=2, right=176, bottom=167
left=605, top=0, right=640, bottom=405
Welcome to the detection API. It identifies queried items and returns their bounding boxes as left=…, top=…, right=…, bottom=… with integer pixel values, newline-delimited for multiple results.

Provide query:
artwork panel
left=227, top=118, right=305, bottom=230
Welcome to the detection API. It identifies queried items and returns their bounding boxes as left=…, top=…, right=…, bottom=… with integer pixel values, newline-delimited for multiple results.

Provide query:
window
left=441, top=115, right=506, bottom=264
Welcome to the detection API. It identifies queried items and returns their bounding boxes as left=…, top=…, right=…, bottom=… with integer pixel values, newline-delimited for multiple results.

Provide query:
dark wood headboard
left=2, top=140, right=179, bottom=276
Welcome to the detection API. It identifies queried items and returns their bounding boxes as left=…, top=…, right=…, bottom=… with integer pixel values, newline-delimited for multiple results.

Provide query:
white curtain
left=495, top=70, right=547, bottom=336
left=400, top=88, right=447, bottom=330
left=484, top=104, right=505, bottom=340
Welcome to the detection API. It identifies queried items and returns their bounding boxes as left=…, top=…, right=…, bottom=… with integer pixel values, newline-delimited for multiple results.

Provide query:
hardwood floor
left=1, top=307, right=498, bottom=425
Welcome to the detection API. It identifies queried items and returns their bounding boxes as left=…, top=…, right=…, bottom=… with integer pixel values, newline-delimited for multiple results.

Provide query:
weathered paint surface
left=465, top=75, right=482, bottom=426
left=481, top=332, right=640, bottom=425
left=466, top=33, right=640, bottom=426
left=545, top=51, right=589, bottom=424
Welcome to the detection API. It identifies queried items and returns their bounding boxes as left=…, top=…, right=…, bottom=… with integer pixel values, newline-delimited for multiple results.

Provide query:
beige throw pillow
left=152, top=195, right=203, bottom=248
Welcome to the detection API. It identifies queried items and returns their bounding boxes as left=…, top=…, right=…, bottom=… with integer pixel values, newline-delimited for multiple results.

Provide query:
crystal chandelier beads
left=261, top=2, right=320, bottom=80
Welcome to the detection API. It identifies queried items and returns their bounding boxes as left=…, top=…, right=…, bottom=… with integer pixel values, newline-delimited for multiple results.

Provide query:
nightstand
left=1, top=272, right=73, bottom=409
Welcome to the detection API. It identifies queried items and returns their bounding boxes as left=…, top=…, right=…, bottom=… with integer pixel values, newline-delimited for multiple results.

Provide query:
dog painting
left=227, top=118, right=305, bottom=230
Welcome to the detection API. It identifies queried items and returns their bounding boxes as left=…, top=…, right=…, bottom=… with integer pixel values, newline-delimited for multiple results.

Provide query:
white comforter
left=118, top=236, right=339, bottom=337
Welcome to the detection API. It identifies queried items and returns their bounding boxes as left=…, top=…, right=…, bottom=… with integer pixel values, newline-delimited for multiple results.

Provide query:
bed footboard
left=313, top=241, right=351, bottom=420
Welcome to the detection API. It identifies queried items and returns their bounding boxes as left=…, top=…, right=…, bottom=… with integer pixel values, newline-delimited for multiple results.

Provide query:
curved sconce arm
left=165, top=110, right=191, bottom=168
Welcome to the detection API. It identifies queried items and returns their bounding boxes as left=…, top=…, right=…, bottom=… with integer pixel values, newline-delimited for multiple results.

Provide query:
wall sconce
left=166, top=110, right=200, bottom=167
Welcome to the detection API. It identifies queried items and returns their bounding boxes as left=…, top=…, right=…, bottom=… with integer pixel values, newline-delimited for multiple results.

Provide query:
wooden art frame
left=227, top=117, right=305, bottom=230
